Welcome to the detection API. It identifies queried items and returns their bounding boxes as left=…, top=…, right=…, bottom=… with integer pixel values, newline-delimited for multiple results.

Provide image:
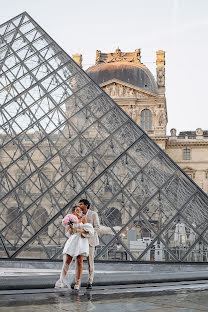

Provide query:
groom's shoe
left=86, top=283, right=92, bottom=290
left=71, top=283, right=75, bottom=289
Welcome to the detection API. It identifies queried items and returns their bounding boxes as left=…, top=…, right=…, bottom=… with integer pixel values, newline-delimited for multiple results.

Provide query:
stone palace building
left=73, top=48, right=208, bottom=195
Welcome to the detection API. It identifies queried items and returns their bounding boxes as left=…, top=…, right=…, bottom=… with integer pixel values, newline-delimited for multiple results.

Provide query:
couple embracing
left=55, top=199, right=100, bottom=290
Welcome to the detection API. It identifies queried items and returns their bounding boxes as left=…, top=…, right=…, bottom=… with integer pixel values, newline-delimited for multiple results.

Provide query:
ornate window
left=16, top=172, right=30, bottom=195
left=6, top=207, right=22, bottom=238
left=183, top=148, right=191, bottom=160
left=32, top=207, right=49, bottom=236
left=183, top=167, right=195, bottom=179
left=187, top=173, right=192, bottom=179
left=140, top=109, right=152, bottom=130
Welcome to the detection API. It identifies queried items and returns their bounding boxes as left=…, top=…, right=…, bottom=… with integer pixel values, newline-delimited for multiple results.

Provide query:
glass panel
left=162, top=172, right=196, bottom=209
left=160, top=217, right=199, bottom=261
left=181, top=194, right=208, bottom=233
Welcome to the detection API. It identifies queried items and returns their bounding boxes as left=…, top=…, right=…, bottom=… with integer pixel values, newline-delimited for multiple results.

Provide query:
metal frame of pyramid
left=1, top=12, right=208, bottom=262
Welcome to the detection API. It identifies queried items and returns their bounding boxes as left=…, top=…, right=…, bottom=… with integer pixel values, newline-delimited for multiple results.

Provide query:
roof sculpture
left=87, top=48, right=158, bottom=93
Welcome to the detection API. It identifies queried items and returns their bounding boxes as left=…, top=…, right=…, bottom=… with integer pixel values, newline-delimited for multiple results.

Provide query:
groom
left=79, top=198, right=100, bottom=290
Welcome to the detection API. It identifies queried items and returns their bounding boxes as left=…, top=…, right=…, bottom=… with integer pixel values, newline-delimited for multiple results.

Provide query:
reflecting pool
left=1, top=290, right=208, bottom=312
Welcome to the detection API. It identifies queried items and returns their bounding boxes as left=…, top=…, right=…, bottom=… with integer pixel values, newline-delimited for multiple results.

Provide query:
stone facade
left=73, top=49, right=208, bottom=195
left=86, top=48, right=168, bottom=137
left=165, top=129, right=208, bottom=194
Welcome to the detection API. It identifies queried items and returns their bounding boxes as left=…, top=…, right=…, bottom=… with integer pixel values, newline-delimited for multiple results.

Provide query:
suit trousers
left=87, top=245, right=95, bottom=284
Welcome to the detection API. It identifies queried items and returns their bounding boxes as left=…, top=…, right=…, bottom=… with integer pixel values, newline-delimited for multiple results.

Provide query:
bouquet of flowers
left=62, top=214, right=79, bottom=227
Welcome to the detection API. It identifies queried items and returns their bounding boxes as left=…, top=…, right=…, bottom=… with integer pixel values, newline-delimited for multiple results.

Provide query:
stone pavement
left=1, top=261, right=208, bottom=310
left=2, top=265, right=208, bottom=290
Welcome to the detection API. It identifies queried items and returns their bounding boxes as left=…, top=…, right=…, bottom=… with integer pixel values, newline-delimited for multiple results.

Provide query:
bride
left=55, top=206, right=94, bottom=290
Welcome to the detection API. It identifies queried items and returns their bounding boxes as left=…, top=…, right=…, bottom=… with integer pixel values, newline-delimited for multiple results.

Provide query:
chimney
left=72, top=54, right=82, bottom=68
left=156, top=50, right=165, bottom=94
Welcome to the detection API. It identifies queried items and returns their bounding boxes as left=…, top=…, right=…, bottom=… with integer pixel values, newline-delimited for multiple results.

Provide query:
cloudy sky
left=1, top=0, right=208, bottom=134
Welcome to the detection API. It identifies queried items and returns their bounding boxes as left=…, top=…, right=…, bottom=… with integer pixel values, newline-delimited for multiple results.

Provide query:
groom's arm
left=92, top=211, right=100, bottom=233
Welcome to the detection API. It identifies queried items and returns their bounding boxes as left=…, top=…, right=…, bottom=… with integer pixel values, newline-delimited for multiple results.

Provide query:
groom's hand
left=81, top=230, right=88, bottom=238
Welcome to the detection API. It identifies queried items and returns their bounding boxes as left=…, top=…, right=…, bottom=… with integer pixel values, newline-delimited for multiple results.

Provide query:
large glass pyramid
left=1, top=12, right=208, bottom=262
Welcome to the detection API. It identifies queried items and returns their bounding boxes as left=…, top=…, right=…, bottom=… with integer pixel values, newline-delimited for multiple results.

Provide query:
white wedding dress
left=55, top=222, right=94, bottom=288
left=63, top=223, right=94, bottom=257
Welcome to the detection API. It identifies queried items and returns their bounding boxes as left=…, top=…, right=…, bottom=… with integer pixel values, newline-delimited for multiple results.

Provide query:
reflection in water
left=57, top=295, right=96, bottom=312
left=1, top=291, right=208, bottom=312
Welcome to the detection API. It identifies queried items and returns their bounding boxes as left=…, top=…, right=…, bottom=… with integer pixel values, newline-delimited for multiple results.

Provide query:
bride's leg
left=59, top=254, right=72, bottom=284
left=74, top=255, right=84, bottom=289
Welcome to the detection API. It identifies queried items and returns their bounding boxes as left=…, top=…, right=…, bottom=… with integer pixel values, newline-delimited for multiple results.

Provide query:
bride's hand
left=82, top=217, right=87, bottom=224
left=68, top=228, right=73, bottom=235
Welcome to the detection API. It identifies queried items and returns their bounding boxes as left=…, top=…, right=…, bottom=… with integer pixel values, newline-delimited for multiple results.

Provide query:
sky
left=1, top=0, right=208, bottom=135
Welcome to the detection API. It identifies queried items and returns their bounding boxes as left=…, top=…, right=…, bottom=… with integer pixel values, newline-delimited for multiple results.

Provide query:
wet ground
left=2, top=263, right=208, bottom=311
left=1, top=288, right=208, bottom=312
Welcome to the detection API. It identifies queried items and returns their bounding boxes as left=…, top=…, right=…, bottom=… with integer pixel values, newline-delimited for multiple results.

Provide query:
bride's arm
left=76, top=228, right=89, bottom=234
left=68, top=225, right=73, bottom=235
left=75, top=223, right=92, bottom=235
left=72, top=222, right=81, bottom=233
left=81, top=217, right=87, bottom=224
left=80, top=223, right=94, bottom=238
left=65, top=225, right=73, bottom=238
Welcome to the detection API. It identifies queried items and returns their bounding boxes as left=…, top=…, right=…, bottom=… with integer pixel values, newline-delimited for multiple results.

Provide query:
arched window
left=6, top=207, right=22, bottom=239
left=140, top=109, right=152, bottom=130
left=32, top=207, right=49, bottom=236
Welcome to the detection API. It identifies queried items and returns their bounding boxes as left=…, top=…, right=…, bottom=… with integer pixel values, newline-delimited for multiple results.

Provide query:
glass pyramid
left=1, top=12, right=208, bottom=262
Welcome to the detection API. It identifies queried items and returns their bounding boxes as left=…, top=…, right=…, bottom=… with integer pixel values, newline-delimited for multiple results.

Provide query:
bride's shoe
left=74, top=279, right=81, bottom=290
left=55, top=280, right=65, bottom=288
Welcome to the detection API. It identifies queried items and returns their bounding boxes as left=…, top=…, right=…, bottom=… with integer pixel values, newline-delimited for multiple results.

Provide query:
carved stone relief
left=156, top=50, right=165, bottom=88
left=157, top=67, right=165, bottom=87
left=156, top=110, right=166, bottom=128
left=103, top=83, right=149, bottom=99
left=127, top=105, right=139, bottom=122
left=196, top=128, right=203, bottom=136
left=96, top=48, right=141, bottom=64
left=158, top=112, right=166, bottom=126
left=170, top=128, right=177, bottom=136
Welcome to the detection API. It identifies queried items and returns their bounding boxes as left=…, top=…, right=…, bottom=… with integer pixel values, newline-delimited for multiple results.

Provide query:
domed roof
left=86, top=62, right=158, bottom=93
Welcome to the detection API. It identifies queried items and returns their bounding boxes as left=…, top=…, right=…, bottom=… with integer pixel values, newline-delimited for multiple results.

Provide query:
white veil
left=55, top=254, right=77, bottom=288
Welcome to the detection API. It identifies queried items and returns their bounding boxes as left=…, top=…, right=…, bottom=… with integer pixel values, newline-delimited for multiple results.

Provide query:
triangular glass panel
left=158, top=215, right=201, bottom=261
left=181, top=193, right=208, bottom=234
left=182, top=239, right=208, bottom=263
left=15, top=236, right=50, bottom=259
left=0, top=236, right=11, bottom=258
left=0, top=24, right=8, bottom=36
left=12, top=15, right=23, bottom=27
left=0, top=244, right=8, bottom=258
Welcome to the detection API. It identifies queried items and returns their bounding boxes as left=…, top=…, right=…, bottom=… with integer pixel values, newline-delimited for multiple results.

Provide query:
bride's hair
left=72, top=206, right=80, bottom=213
